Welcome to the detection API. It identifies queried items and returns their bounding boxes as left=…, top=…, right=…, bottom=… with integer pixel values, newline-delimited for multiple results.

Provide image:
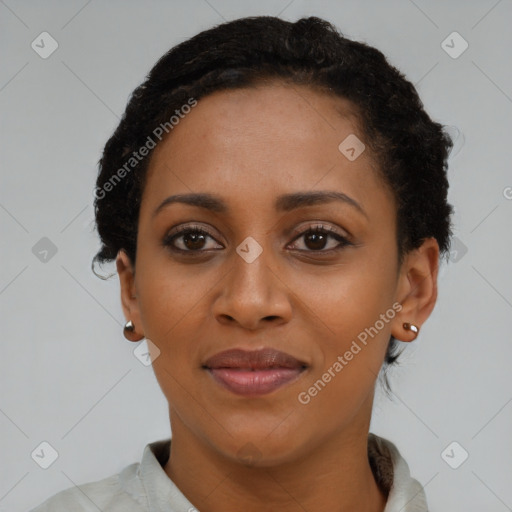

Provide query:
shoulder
left=29, top=462, right=147, bottom=512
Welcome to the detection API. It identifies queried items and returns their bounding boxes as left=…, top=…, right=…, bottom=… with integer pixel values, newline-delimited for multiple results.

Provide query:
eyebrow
left=153, top=190, right=367, bottom=219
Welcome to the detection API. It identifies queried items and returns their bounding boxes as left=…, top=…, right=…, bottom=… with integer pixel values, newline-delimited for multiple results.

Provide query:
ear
left=391, top=237, right=439, bottom=342
left=116, top=249, right=144, bottom=338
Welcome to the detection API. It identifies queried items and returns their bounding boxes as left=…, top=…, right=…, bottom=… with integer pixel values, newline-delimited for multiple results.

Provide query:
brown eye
left=181, top=231, right=207, bottom=250
left=163, top=226, right=223, bottom=253
left=289, top=226, right=351, bottom=253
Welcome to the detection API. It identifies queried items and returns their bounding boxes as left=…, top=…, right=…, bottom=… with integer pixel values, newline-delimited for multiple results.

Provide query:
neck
left=164, top=407, right=387, bottom=512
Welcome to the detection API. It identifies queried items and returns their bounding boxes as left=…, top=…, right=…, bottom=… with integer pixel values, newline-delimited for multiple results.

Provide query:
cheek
left=293, top=305, right=392, bottom=427
left=290, top=253, right=398, bottom=407
left=133, top=247, right=229, bottom=384
left=134, top=235, right=213, bottom=333
left=136, top=267, right=210, bottom=352
left=135, top=264, right=210, bottom=413
left=290, top=254, right=398, bottom=343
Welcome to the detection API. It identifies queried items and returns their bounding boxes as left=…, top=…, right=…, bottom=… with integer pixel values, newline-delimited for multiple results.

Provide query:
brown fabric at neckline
left=368, top=433, right=394, bottom=497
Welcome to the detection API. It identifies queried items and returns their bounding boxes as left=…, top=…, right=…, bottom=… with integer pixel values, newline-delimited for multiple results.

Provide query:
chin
left=211, top=426, right=311, bottom=469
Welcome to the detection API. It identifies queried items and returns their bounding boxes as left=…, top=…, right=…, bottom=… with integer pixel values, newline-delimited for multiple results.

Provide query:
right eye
left=163, top=225, right=224, bottom=253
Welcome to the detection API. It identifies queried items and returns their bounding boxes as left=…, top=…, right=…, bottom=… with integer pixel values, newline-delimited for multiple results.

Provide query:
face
left=117, top=83, right=438, bottom=466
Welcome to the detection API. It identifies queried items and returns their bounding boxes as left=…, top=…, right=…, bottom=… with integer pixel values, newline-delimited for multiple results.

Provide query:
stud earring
left=123, top=320, right=145, bottom=342
left=402, top=322, right=419, bottom=340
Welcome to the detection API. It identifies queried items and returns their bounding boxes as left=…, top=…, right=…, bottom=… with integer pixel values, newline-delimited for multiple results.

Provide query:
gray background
left=1, top=1, right=511, bottom=510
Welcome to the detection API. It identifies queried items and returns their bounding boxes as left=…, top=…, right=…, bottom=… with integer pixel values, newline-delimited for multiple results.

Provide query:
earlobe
left=391, top=238, right=440, bottom=342
left=116, top=249, right=145, bottom=341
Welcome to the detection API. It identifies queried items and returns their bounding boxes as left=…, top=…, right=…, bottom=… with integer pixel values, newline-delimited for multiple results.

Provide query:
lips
left=203, top=348, right=308, bottom=396
left=203, top=348, right=307, bottom=370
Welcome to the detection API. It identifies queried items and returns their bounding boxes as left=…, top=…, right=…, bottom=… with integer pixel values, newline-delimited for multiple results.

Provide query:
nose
left=212, top=246, right=293, bottom=331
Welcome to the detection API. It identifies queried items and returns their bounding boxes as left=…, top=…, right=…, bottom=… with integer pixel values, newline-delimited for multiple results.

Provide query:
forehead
left=141, top=83, right=391, bottom=216
left=149, top=83, right=363, bottom=165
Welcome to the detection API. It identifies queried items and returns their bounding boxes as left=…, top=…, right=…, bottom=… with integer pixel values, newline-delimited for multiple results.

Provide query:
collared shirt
left=30, top=434, right=428, bottom=511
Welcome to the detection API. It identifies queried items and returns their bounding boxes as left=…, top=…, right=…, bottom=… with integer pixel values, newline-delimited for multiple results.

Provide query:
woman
left=31, top=15, right=453, bottom=512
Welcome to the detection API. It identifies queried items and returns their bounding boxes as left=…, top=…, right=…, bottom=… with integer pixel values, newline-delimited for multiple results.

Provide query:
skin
left=116, top=82, right=439, bottom=512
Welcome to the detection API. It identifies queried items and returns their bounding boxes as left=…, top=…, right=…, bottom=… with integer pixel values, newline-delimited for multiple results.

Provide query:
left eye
left=288, top=227, right=351, bottom=252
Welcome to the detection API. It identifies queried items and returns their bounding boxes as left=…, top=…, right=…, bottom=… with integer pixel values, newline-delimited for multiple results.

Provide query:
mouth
left=202, top=347, right=308, bottom=397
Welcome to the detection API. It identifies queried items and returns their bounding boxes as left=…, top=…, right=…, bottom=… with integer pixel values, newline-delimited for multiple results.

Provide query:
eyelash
left=163, top=223, right=352, bottom=256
